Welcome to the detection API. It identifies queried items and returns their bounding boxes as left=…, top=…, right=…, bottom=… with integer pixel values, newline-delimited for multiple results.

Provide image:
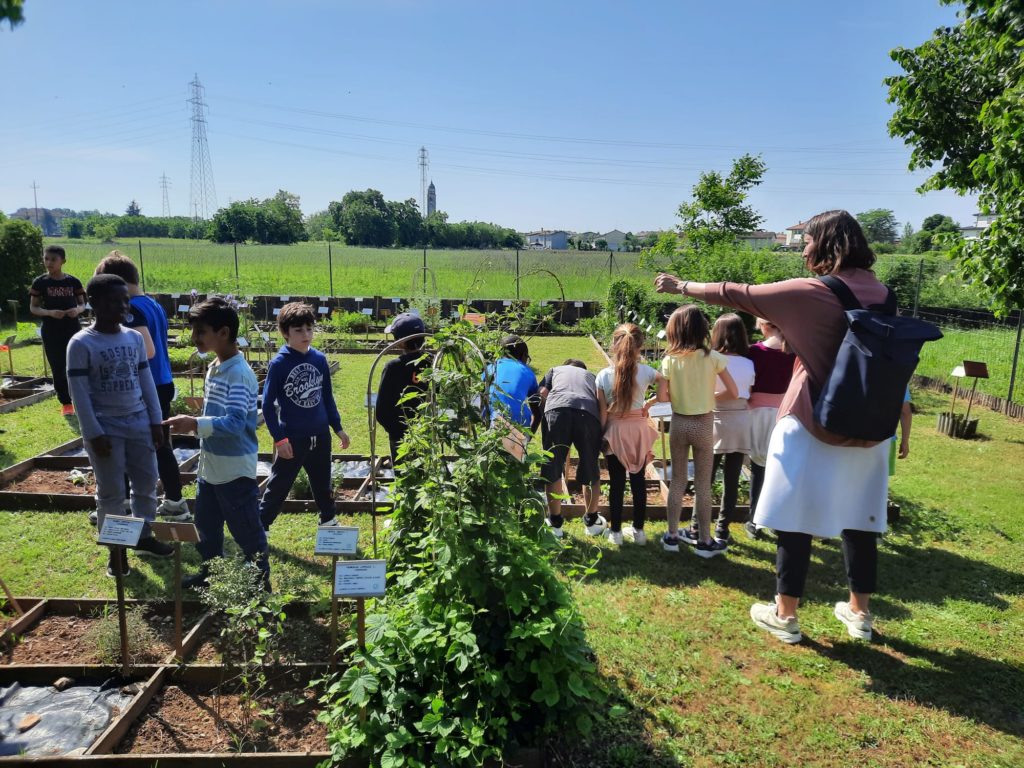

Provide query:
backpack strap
left=817, top=275, right=862, bottom=311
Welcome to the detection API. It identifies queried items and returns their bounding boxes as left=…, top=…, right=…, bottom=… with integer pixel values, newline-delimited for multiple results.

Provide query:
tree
left=304, top=210, right=334, bottom=241
left=125, top=200, right=141, bottom=217
left=910, top=214, right=961, bottom=253
left=887, top=0, right=1024, bottom=312
left=0, top=218, right=42, bottom=311
left=389, top=198, right=424, bottom=247
left=595, top=239, right=608, bottom=251
left=94, top=222, right=117, bottom=243
left=208, top=191, right=305, bottom=244
left=329, top=189, right=395, bottom=247
left=902, top=222, right=915, bottom=243
left=676, top=154, right=766, bottom=255
left=0, top=0, right=25, bottom=28
left=856, top=209, right=898, bottom=243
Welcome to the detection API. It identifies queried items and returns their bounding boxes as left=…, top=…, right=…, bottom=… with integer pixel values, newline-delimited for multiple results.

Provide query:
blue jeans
left=195, top=477, right=268, bottom=573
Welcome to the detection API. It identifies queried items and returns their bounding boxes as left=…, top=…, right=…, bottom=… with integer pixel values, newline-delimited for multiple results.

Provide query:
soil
left=1, top=609, right=201, bottom=665
left=189, top=613, right=337, bottom=665
left=115, top=679, right=327, bottom=754
left=0, top=468, right=96, bottom=495
left=569, top=489, right=669, bottom=507
left=0, top=396, right=12, bottom=406
left=563, top=460, right=612, bottom=482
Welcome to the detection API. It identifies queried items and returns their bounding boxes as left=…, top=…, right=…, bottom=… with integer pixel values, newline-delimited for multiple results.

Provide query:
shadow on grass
left=808, top=635, right=1024, bottom=739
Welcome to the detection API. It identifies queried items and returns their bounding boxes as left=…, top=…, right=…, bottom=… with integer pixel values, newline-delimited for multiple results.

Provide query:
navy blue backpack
left=813, top=276, right=943, bottom=442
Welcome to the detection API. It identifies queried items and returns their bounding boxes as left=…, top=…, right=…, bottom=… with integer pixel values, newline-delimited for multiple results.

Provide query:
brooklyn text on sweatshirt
left=261, top=345, right=342, bottom=442
left=197, top=353, right=259, bottom=484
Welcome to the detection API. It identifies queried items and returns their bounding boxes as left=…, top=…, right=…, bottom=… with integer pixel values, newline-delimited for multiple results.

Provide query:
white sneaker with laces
left=545, top=517, right=565, bottom=539
left=834, top=601, right=874, bottom=641
left=623, top=526, right=647, bottom=545
left=320, top=517, right=340, bottom=527
left=605, top=530, right=623, bottom=547
left=750, top=602, right=802, bottom=644
left=157, top=497, right=192, bottom=522
left=88, top=509, right=98, bottom=526
left=584, top=513, right=607, bottom=536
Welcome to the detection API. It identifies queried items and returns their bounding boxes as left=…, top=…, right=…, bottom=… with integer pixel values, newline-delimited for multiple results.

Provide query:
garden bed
left=0, top=385, right=56, bottom=414
left=187, top=612, right=336, bottom=666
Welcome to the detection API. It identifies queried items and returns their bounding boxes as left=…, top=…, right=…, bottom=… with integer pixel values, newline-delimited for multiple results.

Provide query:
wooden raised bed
left=0, top=377, right=56, bottom=414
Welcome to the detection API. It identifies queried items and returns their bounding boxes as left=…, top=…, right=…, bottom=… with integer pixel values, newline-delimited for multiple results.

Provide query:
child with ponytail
left=660, top=305, right=737, bottom=558
left=596, top=324, right=665, bottom=546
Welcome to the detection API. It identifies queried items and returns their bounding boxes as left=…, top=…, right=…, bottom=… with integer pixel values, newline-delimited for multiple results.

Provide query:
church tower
left=427, top=180, right=436, bottom=216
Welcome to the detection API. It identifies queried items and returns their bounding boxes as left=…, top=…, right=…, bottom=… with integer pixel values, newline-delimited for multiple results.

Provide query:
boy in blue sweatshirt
left=164, top=297, right=268, bottom=591
left=259, top=302, right=349, bottom=531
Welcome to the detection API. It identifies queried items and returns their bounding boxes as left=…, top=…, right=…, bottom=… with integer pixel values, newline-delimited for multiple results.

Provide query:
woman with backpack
left=654, top=210, right=894, bottom=645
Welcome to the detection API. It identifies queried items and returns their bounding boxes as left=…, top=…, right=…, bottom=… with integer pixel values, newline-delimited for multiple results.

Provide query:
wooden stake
left=112, top=545, right=130, bottom=677
left=330, top=555, right=339, bottom=668
left=173, top=541, right=183, bottom=657
left=0, top=574, right=23, bottom=616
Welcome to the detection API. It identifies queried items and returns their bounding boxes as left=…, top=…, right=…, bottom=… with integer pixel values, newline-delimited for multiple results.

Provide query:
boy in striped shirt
left=164, top=297, right=269, bottom=591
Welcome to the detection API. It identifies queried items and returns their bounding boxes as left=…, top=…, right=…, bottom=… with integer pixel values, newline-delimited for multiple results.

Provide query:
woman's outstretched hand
left=655, top=273, right=685, bottom=294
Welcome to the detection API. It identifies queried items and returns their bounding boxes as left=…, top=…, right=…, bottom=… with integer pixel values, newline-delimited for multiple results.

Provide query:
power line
left=418, top=146, right=429, bottom=214
left=160, top=173, right=172, bottom=217
left=31, top=181, right=40, bottom=227
left=188, top=74, right=217, bottom=221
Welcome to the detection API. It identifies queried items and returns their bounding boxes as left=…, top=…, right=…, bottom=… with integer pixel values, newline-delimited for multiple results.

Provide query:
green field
left=45, top=238, right=647, bottom=302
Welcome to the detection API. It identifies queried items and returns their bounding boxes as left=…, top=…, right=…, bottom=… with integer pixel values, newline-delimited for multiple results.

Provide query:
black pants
left=156, top=383, right=183, bottom=501
left=712, top=452, right=745, bottom=527
left=42, top=321, right=79, bottom=405
left=748, top=461, right=766, bottom=522
left=776, top=529, right=878, bottom=599
left=606, top=453, right=647, bottom=533
left=259, top=431, right=335, bottom=528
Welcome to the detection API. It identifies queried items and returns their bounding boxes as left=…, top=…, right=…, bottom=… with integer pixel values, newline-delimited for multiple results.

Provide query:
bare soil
left=115, top=679, right=327, bottom=754
left=569, top=488, right=668, bottom=507
left=563, top=459, right=612, bottom=482
left=1, top=609, right=201, bottom=665
left=189, top=613, right=337, bottom=665
left=0, top=468, right=96, bottom=495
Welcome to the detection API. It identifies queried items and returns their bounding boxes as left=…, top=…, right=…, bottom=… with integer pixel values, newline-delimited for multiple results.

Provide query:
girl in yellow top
left=660, top=305, right=737, bottom=557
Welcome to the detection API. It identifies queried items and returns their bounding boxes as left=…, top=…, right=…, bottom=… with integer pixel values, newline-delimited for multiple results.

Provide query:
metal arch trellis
left=513, top=267, right=567, bottom=331
left=364, top=333, right=490, bottom=557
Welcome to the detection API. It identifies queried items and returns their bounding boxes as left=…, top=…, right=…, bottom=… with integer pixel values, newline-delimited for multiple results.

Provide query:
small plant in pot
left=317, top=327, right=605, bottom=767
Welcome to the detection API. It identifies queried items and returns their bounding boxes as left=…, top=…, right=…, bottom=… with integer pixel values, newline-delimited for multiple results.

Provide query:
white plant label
left=318, top=306, right=330, bottom=315
left=354, top=297, right=364, bottom=303
left=315, top=526, right=360, bottom=556
left=361, top=308, right=373, bottom=315
left=333, top=559, right=386, bottom=597
left=177, top=305, right=190, bottom=313
left=273, top=308, right=281, bottom=316
left=280, top=295, right=290, bottom=301
left=502, top=300, right=512, bottom=306
left=574, top=301, right=584, bottom=308
left=98, top=515, right=145, bottom=547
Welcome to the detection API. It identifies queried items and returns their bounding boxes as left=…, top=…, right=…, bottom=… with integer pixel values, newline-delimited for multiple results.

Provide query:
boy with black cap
left=375, top=312, right=428, bottom=463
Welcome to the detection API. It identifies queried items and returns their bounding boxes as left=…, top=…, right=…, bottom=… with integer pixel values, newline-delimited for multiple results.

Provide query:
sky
left=0, top=0, right=978, bottom=235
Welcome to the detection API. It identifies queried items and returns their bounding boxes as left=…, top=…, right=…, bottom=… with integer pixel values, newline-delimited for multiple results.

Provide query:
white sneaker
left=320, top=517, right=340, bottom=527
left=545, top=517, right=564, bottom=539
left=834, top=601, right=874, bottom=641
left=88, top=509, right=98, bottom=526
left=750, top=602, right=802, bottom=644
left=623, top=526, right=647, bottom=546
left=605, top=530, right=623, bottom=547
left=157, top=497, right=192, bottom=522
left=584, top=514, right=607, bottom=536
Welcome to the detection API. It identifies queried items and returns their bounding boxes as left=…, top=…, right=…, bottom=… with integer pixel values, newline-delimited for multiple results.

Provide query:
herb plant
left=318, top=327, right=605, bottom=767
left=85, top=605, right=162, bottom=668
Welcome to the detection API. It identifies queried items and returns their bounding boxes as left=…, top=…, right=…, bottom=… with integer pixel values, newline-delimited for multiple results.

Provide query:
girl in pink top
left=656, top=210, right=889, bottom=645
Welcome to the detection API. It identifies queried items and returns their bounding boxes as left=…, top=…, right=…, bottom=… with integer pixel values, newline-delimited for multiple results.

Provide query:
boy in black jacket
left=375, top=312, right=428, bottom=464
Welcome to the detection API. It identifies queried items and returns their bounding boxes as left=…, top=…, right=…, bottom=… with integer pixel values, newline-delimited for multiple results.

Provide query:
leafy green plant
left=317, top=327, right=605, bottom=767
left=332, top=311, right=371, bottom=334
left=84, top=605, right=162, bottom=668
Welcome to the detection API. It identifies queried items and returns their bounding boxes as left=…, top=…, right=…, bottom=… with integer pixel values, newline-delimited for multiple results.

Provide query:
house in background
left=598, top=229, right=628, bottom=251
left=961, top=212, right=996, bottom=240
left=522, top=229, right=569, bottom=250
left=736, top=230, right=777, bottom=250
left=784, top=221, right=808, bottom=248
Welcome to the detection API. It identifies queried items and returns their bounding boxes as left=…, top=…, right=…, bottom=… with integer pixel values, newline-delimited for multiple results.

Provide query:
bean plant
left=318, top=326, right=605, bottom=767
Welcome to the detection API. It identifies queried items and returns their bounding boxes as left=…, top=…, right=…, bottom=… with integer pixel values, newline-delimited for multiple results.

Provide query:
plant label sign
left=333, top=560, right=386, bottom=598
left=150, top=521, right=200, bottom=544
left=318, top=306, right=330, bottom=315
left=361, top=308, right=373, bottom=316
left=280, top=295, right=290, bottom=302
left=177, top=305, right=190, bottom=314
left=273, top=308, right=281, bottom=316
left=574, top=301, right=584, bottom=308
left=237, top=337, right=249, bottom=348
left=98, top=515, right=146, bottom=547
left=315, top=525, right=360, bottom=556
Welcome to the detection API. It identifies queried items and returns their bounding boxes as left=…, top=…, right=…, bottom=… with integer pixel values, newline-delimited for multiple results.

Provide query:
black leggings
left=42, top=321, right=80, bottom=405
left=712, top=452, right=745, bottom=525
left=605, top=453, right=647, bottom=533
left=748, top=462, right=765, bottom=522
left=776, top=529, right=878, bottom=599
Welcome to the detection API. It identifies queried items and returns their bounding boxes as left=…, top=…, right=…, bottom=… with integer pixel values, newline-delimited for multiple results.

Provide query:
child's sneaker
left=834, top=601, right=874, bottom=641
left=750, top=602, right=802, bottom=644
left=743, top=521, right=761, bottom=540
left=106, top=548, right=131, bottom=578
left=714, top=522, right=730, bottom=542
left=661, top=532, right=680, bottom=552
left=583, top=513, right=607, bottom=536
left=89, top=509, right=98, bottom=526
left=605, top=529, right=623, bottom=547
left=694, top=538, right=728, bottom=558
left=182, top=570, right=209, bottom=591
left=679, top=526, right=699, bottom=546
left=157, top=497, right=193, bottom=522
left=134, top=536, right=174, bottom=558
left=545, top=517, right=564, bottom=540
left=320, top=517, right=340, bottom=526
left=61, top=403, right=75, bottom=417
left=623, top=526, right=647, bottom=545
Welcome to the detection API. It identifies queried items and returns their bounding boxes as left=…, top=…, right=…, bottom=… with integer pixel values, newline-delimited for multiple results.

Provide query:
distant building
left=522, top=229, right=569, bottom=250
left=426, top=181, right=436, bottom=216
left=736, top=230, right=777, bottom=250
left=961, top=212, right=995, bottom=240
left=598, top=229, right=628, bottom=252
left=784, top=221, right=808, bottom=248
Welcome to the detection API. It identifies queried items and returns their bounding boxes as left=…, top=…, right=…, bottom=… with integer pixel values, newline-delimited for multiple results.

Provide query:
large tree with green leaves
left=887, top=0, right=1024, bottom=312
left=856, top=208, right=899, bottom=243
left=675, top=153, right=767, bottom=254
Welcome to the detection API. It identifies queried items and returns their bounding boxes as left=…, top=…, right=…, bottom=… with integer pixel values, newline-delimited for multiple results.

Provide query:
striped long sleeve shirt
left=196, top=353, right=259, bottom=484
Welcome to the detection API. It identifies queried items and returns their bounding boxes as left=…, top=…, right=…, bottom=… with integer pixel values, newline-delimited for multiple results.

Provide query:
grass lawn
left=2, top=337, right=1022, bottom=765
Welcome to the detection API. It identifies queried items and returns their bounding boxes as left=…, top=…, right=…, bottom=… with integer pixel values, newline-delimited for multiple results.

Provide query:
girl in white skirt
left=655, top=210, right=891, bottom=644
left=596, top=324, right=665, bottom=547
left=709, top=314, right=755, bottom=543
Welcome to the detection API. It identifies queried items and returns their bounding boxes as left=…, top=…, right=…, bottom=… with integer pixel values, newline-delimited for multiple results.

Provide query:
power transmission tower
left=418, top=147, right=429, bottom=216
left=31, top=181, right=40, bottom=227
left=188, top=75, right=217, bottom=221
left=159, top=173, right=172, bottom=217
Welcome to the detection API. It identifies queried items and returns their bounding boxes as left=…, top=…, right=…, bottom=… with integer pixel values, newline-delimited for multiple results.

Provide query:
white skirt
left=713, top=401, right=750, bottom=454
left=748, top=406, right=779, bottom=466
left=753, top=416, right=888, bottom=538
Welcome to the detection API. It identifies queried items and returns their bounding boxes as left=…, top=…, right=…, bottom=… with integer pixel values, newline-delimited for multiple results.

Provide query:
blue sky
left=0, top=0, right=976, bottom=235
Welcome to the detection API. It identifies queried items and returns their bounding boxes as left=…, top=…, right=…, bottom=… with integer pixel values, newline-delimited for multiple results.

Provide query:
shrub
left=85, top=605, right=163, bottom=668
left=0, top=218, right=42, bottom=312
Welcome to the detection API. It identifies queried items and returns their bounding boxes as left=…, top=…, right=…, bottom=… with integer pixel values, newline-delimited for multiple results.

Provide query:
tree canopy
left=887, top=0, right=1024, bottom=312
left=856, top=208, right=899, bottom=243
left=208, top=190, right=306, bottom=244
left=675, top=153, right=767, bottom=255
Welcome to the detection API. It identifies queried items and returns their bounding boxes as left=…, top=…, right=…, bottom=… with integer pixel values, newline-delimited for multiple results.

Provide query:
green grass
left=43, top=237, right=646, bottom=301
left=3, top=335, right=1023, bottom=765
left=915, top=324, right=1023, bottom=405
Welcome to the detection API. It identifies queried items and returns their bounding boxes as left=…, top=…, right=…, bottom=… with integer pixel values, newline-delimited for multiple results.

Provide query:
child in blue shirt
left=259, top=302, right=349, bottom=531
left=487, top=335, right=541, bottom=430
left=165, top=297, right=268, bottom=591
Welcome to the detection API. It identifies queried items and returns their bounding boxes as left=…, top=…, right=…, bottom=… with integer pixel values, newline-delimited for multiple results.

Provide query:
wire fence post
left=608, top=250, right=614, bottom=279
left=328, top=242, right=334, bottom=297
left=515, top=248, right=520, bottom=302
left=233, top=242, right=240, bottom=292
left=1007, top=307, right=1024, bottom=412
left=137, top=240, right=145, bottom=293
left=422, top=247, right=428, bottom=293
left=912, top=258, right=924, bottom=317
